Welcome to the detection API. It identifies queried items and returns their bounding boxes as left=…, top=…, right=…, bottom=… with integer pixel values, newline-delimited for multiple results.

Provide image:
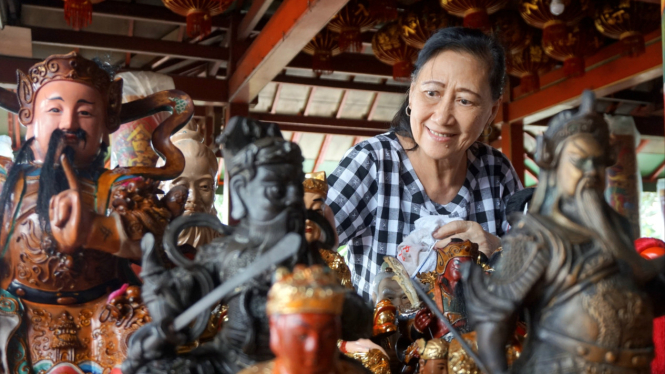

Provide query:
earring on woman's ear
left=405, top=105, right=412, bottom=116
left=482, top=124, right=493, bottom=137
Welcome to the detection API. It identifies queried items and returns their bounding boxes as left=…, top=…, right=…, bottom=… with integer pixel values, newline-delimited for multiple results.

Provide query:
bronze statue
left=239, top=265, right=369, bottom=374
left=462, top=90, right=664, bottom=374
left=0, top=52, right=193, bottom=374
left=121, top=116, right=372, bottom=374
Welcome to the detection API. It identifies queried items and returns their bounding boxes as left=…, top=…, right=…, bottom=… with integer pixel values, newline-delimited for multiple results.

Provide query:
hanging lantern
left=594, top=0, right=660, bottom=58
left=507, top=33, right=555, bottom=95
left=303, top=30, right=342, bottom=75
left=328, top=0, right=378, bottom=53
left=162, top=0, right=232, bottom=38
left=519, top=0, right=591, bottom=49
left=542, top=18, right=603, bottom=78
left=372, top=21, right=419, bottom=82
left=400, top=0, right=456, bottom=50
left=369, top=0, right=398, bottom=23
left=62, top=0, right=103, bottom=30
left=439, top=0, right=509, bottom=33
left=490, top=10, right=530, bottom=55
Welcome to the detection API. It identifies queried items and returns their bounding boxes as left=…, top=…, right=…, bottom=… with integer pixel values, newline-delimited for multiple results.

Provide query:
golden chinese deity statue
left=303, top=171, right=352, bottom=289
left=0, top=52, right=193, bottom=374
left=239, top=265, right=368, bottom=374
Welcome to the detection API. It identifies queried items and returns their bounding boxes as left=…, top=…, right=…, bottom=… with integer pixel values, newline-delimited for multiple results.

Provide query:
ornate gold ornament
left=435, top=239, right=478, bottom=274
left=417, top=338, right=449, bottom=360
left=507, top=32, right=555, bottom=95
left=303, top=171, right=328, bottom=195
left=372, top=21, right=419, bottom=82
left=440, top=0, right=509, bottom=33
left=542, top=18, right=603, bottom=78
left=303, top=30, right=342, bottom=75
left=266, top=265, right=346, bottom=316
left=16, top=52, right=123, bottom=131
left=490, top=10, right=531, bottom=55
left=161, top=0, right=232, bottom=38
left=328, top=0, right=378, bottom=53
left=345, top=349, right=391, bottom=374
left=400, top=0, right=456, bottom=50
left=594, top=0, right=660, bottom=57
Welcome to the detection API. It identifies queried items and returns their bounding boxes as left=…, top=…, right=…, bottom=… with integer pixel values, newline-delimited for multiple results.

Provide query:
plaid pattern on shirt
left=326, top=132, right=523, bottom=301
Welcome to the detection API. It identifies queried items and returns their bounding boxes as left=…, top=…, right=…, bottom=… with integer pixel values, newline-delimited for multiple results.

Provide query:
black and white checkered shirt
left=326, top=132, right=523, bottom=300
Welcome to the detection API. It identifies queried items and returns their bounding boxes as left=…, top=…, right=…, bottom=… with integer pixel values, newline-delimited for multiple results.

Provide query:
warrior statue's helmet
left=16, top=52, right=123, bottom=132
left=535, top=90, right=614, bottom=169
left=217, top=116, right=304, bottom=181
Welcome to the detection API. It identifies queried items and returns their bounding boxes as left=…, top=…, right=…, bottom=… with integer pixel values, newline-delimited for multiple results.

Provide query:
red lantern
left=440, top=0, right=509, bottom=33
left=542, top=18, right=603, bottom=78
left=400, top=0, right=456, bottom=50
left=594, top=0, right=660, bottom=57
left=162, top=0, right=232, bottom=38
left=372, top=21, right=419, bottom=82
left=328, top=0, right=378, bottom=53
left=507, top=33, right=555, bottom=95
left=303, top=30, right=342, bottom=75
left=490, top=10, right=530, bottom=55
left=519, top=0, right=591, bottom=50
left=62, top=0, right=103, bottom=30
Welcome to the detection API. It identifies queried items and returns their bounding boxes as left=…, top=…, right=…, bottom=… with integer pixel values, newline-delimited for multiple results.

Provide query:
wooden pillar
left=501, top=120, right=525, bottom=186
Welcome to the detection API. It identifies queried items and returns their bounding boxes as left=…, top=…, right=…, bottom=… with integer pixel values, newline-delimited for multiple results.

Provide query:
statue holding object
left=463, top=90, right=665, bottom=374
left=0, top=52, right=193, bottom=374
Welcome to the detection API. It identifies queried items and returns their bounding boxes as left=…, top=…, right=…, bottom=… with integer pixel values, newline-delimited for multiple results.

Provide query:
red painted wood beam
left=313, top=134, right=333, bottom=172
left=508, top=31, right=662, bottom=124
left=636, top=139, right=650, bottom=154
left=367, top=93, right=381, bottom=121
left=270, top=84, right=283, bottom=114
left=501, top=121, right=525, bottom=185
left=647, top=160, right=665, bottom=181
left=336, top=90, right=351, bottom=119
left=237, top=0, right=274, bottom=41
left=228, top=0, right=350, bottom=103
left=303, top=87, right=317, bottom=117
left=251, top=113, right=387, bottom=136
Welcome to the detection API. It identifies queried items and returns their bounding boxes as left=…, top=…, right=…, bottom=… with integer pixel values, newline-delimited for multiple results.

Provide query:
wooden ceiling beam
left=507, top=34, right=662, bottom=125
left=287, top=52, right=393, bottom=78
left=0, top=56, right=227, bottom=105
left=237, top=0, right=274, bottom=41
left=21, top=0, right=229, bottom=28
left=251, top=113, right=389, bottom=135
left=30, top=26, right=228, bottom=62
left=228, top=0, right=350, bottom=103
left=270, top=73, right=407, bottom=93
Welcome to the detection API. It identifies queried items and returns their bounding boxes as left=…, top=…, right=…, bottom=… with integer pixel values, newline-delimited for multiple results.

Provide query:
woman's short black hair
left=391, top=27, right=506, bottom=145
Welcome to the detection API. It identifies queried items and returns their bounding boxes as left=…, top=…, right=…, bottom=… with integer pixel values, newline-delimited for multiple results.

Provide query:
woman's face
left=408, top=50, right=500, bottom=161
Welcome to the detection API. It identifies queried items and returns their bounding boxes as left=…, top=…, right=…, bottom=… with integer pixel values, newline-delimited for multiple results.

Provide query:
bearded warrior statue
left=462, top=90, right=665, bottom=374
left=0, top=52, right=193, bottom=374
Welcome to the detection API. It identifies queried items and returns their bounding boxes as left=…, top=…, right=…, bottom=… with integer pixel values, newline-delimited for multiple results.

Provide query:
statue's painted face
left=240, top=163, right=305, bottom=225
left=32, top=81, right=106, bottom=166
left=375, top=277, right=410, bottom=309
left=304, top=190, right=326, bottom=243
left=163, top=140, right=217, bottom=215
left=555, top=134, right=606, bottom=198
left=270, top=313, right=340, bottom=374
left=419, top=358, right=448, bottom=374
left=443, top=256, right=473, bottom=283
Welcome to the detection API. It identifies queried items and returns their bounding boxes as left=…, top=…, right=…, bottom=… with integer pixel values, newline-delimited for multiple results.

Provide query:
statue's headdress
left=16, top=52, right=123, bottom=132
left=267, top=265, right=346, bottom=316
left=217, top=116, right=303, bottom=180
left=435, top=238, right=479, bottom=274
left=535, top=90, right=613, bottom=168
left=303, top=171, right=328, bottom=195
left=417, top=338, right=448, bottom=360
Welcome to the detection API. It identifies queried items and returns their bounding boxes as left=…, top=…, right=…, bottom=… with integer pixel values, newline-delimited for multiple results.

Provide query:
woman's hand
left=433, top=220, right=500, bottom=257
left=340, top=339, right=388, bottom=357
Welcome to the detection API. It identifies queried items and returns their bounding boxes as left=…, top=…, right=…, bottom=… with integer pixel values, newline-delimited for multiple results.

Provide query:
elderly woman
left=326, top=27, right=522, bottom=300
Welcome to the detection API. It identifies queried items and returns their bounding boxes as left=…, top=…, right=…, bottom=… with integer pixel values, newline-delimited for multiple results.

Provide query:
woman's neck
left=398, top=135, right=468, bottom=205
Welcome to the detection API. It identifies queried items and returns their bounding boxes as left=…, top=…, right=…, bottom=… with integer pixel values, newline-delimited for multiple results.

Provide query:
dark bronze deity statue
left=0, top=52, right=193, bottom=374
left=462, top=91, right=665, bottom=374
left=121, top=116, right=372, bottom=374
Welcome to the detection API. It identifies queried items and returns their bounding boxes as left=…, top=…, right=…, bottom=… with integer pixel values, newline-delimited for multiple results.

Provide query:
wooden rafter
left=288, top=52, right=393, bottom=78
left=647, top=160, right=665, bottom=181
left=237, top=0, right=274, bottom=41
left=251, top=113, right=387, bottom=136
left=336, top=90, right=350, bottom=119
left=271, top=74, right=407, bottom=94
left=29, top=27, right=228, bottom=62
left=313, top=134, right=333, bottom=172
left=228, top=0, right=350, bottom=103
left=302, top=87, right=317, bottom=117
left=21, top=0, right=229, bottom=28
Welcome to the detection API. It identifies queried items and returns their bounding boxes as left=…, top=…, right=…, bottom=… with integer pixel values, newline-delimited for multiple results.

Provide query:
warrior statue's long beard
left=569, top=175, right=633, bottom=257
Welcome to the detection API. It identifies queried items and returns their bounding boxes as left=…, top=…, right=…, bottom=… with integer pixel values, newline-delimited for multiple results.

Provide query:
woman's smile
left=425, top=125, right=457, bottom=142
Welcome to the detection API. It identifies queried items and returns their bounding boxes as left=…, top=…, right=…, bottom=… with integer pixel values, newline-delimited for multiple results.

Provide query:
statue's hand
left=49, top=155, right=92, bottom=254
left=414, top=307, right=434, bottom=333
